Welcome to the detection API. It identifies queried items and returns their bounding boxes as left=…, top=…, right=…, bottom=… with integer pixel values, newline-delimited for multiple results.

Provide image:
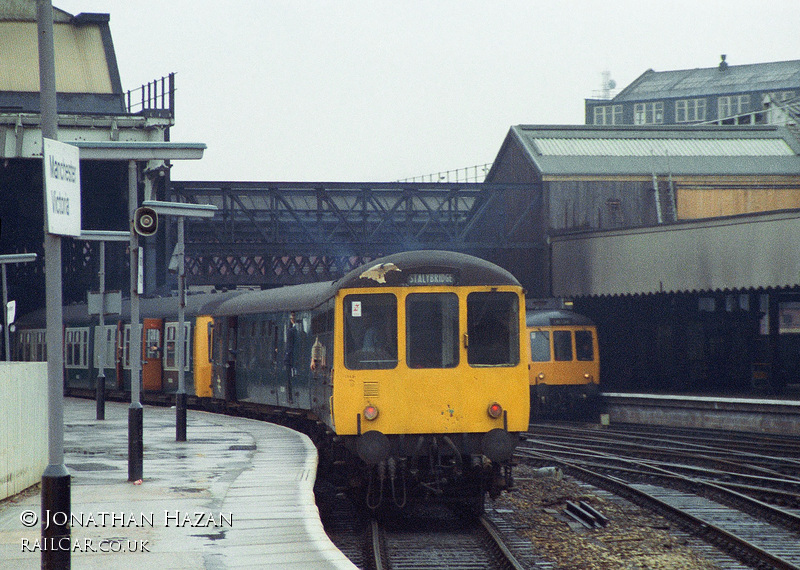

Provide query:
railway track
left=317, top=473, right=546, bottom=569
left=520, top=423, right=800, bottom=569
left=365, top=510, right=531, bottom=570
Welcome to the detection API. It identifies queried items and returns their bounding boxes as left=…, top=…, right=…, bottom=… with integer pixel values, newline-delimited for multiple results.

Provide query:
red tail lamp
left=363, top=405, right=379, bottom=421
left=487, top=402, right=503, bottom=419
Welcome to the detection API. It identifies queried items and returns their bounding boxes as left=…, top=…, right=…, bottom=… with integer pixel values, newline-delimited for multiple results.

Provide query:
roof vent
left=719, top=54, right=729, bottom=71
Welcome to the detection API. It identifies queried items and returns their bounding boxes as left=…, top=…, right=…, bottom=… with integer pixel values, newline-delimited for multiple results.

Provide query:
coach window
left=467, top=291, right=519, bottom=366
left=530, top=330, right=551, bottom=362
left=553, top=330, right=572, bottom=361
left=65, top=328, right=89, bottom=368
left=165, top=323, right=191, bottom=370
left=344, top=294, right=397, bottom=369
left=406, top=293, right=459, bottom=368
left=575, top=330, right=594, bottom=361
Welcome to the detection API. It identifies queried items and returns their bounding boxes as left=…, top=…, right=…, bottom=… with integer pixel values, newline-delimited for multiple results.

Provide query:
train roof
left=526, top=309, right=595, bottom=327
left=213, top=281, right=337, bottom=316
left=17, top=252, right=521, bottom=325
left=213, top=250, right=521, bottom=316
left=337, top=250, right=521, bottom=289
left=16, top=290, right=245, bottom=328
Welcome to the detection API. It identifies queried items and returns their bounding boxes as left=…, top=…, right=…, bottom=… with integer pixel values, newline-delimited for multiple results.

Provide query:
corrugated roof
left=614, top=59, right=800, bottom=102
left=532, top=137, right=794, bottom=157
left=0, top=21, right=113, bottom=93
left=506, top=125, right=800, bottom=177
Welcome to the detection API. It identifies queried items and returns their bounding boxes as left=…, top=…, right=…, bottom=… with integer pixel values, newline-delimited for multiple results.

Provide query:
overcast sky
left=53, top=0, right=800, bottom=182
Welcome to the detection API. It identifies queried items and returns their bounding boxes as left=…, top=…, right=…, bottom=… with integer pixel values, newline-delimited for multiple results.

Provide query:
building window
left=718, top=95, right=750, bottom=119
left=676, top=98, right=707, bottom=122
left=634, top=101, right=663, bottom=124
left=593, top=105, right=622, bottom=125
left=763, top=91, right=796, bottom=106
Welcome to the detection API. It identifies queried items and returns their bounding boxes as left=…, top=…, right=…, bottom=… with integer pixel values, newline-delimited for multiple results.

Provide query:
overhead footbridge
left=168, top=181, right=541, bottom=288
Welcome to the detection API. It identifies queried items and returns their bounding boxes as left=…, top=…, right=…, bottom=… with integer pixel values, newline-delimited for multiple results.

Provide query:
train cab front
left=339, top=401, right=524, bottom=511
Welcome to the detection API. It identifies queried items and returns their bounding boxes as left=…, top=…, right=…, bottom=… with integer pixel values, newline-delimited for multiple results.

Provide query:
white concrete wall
left=0, top=362, right=48, bottom=500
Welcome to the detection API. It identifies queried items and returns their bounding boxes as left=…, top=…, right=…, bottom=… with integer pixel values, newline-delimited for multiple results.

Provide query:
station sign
left=87, top=290, right=122, bottom=316
left=43, top=138, right=81, bottom=236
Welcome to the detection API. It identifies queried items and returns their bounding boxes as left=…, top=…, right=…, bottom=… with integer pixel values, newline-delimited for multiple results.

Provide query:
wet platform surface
left=0, top=398, right=356, bottom=569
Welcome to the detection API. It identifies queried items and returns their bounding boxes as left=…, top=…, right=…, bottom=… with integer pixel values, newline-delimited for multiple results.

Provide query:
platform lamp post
left=79, top=231, right=128, bottom=420
left=36, top=1, right=76, bottom=568
left=0, top=253, right=37, bottom=361
left=142, top=200, right=217, bottom=441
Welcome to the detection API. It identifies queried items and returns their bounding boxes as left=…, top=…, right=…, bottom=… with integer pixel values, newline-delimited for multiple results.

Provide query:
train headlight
left=363, top=405, right=379, bottom=421
left=537, top=372, right=545, bottom=380
left=487, top=402, right=503, bottom=419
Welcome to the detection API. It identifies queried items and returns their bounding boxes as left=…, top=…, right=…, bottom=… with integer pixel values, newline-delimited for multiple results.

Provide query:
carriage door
left=225, top=316, right=238, bottom=401
left=142, top=318, right=164, bottom=391
left=210, top=319, right=226, bottom=399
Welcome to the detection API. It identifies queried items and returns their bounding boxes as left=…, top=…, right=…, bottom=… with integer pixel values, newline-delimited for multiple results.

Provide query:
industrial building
left=585, top=56, right=800, bottom=126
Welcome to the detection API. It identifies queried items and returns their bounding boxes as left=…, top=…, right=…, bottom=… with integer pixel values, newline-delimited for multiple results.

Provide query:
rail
left=398, top=163, right=493, bottom=183
left=126, top=73, right=175, bottom=118
left=518, top=424, right=800, bottom=569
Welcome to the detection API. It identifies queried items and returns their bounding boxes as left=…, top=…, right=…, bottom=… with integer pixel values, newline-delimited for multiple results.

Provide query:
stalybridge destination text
left=36, top=510, right=233, bottom=529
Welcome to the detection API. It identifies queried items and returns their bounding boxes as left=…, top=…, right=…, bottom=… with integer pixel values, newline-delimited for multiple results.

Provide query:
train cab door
left=142, top=318, right=164, bottom=391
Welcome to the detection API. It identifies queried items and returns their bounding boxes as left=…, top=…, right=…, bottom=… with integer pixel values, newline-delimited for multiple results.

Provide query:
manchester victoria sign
left=43, top=138, right=81, bottom=237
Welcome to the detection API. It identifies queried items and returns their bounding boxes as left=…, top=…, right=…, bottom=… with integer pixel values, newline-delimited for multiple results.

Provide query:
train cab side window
left=344, top=294, right=397, bottom=370
left=467, top=291, right=520, bottom=366
left=406, top=293, right=459, bottom=368
left=530, top=331, right=551, bottom=362
left=553, top=330, right=573, bottom=361
left=575, top=330, right=594, bottom=361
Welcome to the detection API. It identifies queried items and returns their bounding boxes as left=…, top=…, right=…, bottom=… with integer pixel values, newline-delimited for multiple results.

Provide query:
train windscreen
left=344, top=294, right=398, bottom=369
left=466, top=292, right=520, bottom=366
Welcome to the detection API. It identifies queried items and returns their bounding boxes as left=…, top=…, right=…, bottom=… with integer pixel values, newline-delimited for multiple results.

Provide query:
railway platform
left=602, top=392, right=800, bottom=436
left=0, top=398, right=356, bottom=569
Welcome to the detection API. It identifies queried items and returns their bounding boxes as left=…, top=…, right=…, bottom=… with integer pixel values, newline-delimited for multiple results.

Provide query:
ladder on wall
left=651, top=150, right=678, bottom=223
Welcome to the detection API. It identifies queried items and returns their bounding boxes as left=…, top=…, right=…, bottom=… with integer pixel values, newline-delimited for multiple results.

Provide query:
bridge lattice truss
left=168, top=181, right=539, bottom=288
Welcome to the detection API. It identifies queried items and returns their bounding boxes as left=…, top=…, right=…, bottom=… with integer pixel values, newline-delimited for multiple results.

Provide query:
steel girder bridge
left=167, top=181, right=541, bottom=288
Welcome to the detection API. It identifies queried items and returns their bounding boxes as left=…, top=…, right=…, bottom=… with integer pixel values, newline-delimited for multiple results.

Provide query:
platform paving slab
left=0, top=397, right=356, bottom=569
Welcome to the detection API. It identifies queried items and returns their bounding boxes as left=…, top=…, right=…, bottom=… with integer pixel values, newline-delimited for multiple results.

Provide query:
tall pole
left=96, top=241, right=106, bottom=420
left=176, top=215, right=187, bottom=441
left=140, top=200, right=217, bottom=441
left=2, top=264, right=8, bottom=361
left=37, top=1, right=70, bottom=568
left=128, top=159, right=143, bottom=481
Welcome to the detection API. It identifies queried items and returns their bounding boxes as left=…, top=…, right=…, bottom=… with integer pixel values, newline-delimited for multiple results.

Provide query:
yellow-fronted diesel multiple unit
left=17, top=251, right=529, bottom=512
